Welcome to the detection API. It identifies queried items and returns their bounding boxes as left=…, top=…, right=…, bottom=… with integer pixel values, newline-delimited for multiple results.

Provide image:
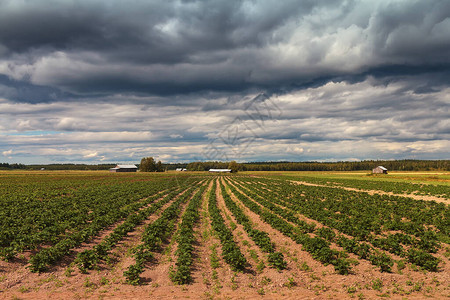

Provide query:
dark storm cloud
left=0, top=0, right=448, bottom=98
left=0, top=0, right=316, bottom=62
left=368, top=0, right=450, bottom=62
left=0, top=0, right=449, bottom=163
left=0, top=74, right=76, bottom=103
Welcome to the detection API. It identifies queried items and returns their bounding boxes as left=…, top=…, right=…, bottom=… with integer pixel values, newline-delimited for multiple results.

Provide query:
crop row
left=236, top=176, right=446, bottom=244
left=277, top=174, right=449, bottom=198
left=170, top=181, right=210, bottom=284
left=124, top=182, right=204, bottom=285
left=236, top=178, right=422, bottom=272
left=225, top=179, right=352, bottom=274
left=74, top=185, right=186, bottom=273
left=233, top=177, right=438, bottom=272
left=233, top=177, right=442, bottom=272
left=208, top=180, right=247, bottom=271
left=219, top=179, right=287, bottom=270
left=27, top=177, right=201, bottom=272
left=0, top=175, right=180, bottom=260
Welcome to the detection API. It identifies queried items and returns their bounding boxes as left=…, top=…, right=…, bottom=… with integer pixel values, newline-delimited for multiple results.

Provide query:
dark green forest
left=186, top=160, right=449, bottom=171
left=2, top=160, right=447, bottom=171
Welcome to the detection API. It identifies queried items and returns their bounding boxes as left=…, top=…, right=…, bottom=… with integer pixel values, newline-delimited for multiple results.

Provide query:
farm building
left=372, top=166, right=388, bottom=174
left=109, top=164, right=138, bottom=172
left=175, top=168, right=187, bottom=171
left=209, top=169, right=232, bottom=173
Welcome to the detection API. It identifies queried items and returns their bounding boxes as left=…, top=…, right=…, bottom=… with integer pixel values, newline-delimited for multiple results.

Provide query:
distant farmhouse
left=372, top=166, right=388, bottom=174
left=175, top=168, right=187, bottom=171
left=109, top=164, right=138, bottom=172
left=209, top=169, right=232, bottom=173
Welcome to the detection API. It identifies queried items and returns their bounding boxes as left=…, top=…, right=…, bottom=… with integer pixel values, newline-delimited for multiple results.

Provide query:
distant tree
left=156, top=161, right=164, bottom=172
left=0, top=163, right=26, bottom=170
left=228, top=161, right=241, bottom=173
left=140, top=157, right=156, bottom=172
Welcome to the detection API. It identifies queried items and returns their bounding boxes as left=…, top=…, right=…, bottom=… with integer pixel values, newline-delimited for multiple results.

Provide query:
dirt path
left=187, top=179, right=231, bottom=298
left=290, top=180, right=449, bottom=204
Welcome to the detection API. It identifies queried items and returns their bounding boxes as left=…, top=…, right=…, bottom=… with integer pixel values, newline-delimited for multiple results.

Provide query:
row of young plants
left=227, top=178, right=319, bottom=235
left=170, top=181, right=210, bottom=284
left=234, top=177, right=441, bottom=272
left=207, top=180, right=247, bottom=271
left=0, top=174, right=176, bottom=260
left=281, top=181, right=444, bottom=271
left=238, top=176, right=447, bottom=247
left=225, top=179, right=352, bottom=275
left=243, top=176, right=447, bottom=239
left=238, top=178, right=390, bottom=240
left=323, top=227, right=440, bottom=272
left=27, top=188, right=166, bottom=272
left=241, top=177, right=442, bottom=271
left=236, top=177, right=436, bottom=273
left=28, top=177, right=202, bottom=272
left=278, top=174, right=450, bottom=198
left=226, top=179, right=317, bottom=234
left=124, top=182, right=203, bottom=285
left=219, top=180, right=287, bottom=271
left=233, top=178, right=399, bottom=272
left=74, top=185, right=185, bottom=273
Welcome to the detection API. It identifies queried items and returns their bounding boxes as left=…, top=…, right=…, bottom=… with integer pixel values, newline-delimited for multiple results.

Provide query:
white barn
left=110, top=164, right=138, bottom=172
left=209, top=169, right=232, bottom=173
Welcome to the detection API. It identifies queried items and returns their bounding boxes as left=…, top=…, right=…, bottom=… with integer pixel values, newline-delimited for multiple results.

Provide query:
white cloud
left=83, top=151, right=98, bottom=158
left=286, top=146, right=304, bottom=154
left=2, top=149, right=13, bottom=157
left=56, top=117, right=89, bottom=131
left=0, top=76, right=448, bottom=163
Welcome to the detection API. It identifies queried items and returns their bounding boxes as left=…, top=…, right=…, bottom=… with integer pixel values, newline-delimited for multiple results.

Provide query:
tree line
left=1, top=159, right=448, bottom=171
left=0, top=163, right=27, bottom=170
left=187, top=160, right=449, bottom=172
left=15, top=164, right=116, bottom=170
left=186, top=161, right=240, bottom=172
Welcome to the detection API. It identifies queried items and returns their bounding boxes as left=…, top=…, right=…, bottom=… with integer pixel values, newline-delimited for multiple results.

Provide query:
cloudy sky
left=0, top=0, right=449, bottom=164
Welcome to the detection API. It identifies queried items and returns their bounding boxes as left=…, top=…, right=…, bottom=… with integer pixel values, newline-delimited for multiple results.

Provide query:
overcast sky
left=0, top=0, right=449, bottom=164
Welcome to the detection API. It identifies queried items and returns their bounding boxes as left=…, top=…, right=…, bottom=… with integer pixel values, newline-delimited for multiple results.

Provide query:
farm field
left=0, top=171, right=449, bottom=299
